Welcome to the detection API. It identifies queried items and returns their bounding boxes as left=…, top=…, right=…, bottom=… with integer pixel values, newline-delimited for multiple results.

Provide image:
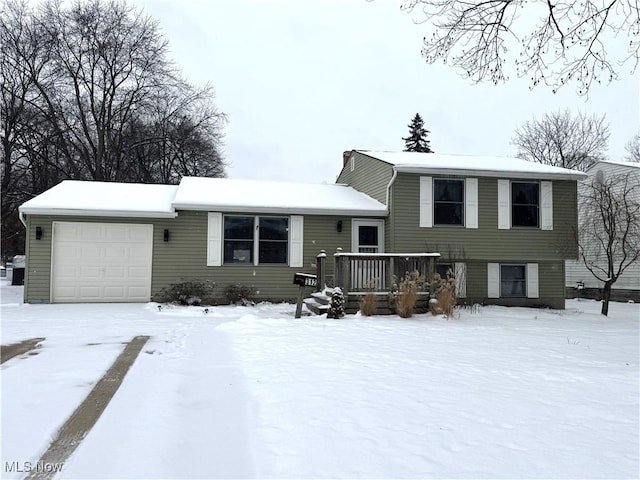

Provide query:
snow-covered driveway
left=1, top=282, right=638, bottom=479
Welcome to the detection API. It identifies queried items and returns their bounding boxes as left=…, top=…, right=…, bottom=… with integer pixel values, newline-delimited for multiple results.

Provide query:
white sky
left=135, top=0, right=640, bottom=184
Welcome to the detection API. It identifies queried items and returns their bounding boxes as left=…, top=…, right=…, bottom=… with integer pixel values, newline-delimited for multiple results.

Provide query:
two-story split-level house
left=18, top=150, right=585, bottom=309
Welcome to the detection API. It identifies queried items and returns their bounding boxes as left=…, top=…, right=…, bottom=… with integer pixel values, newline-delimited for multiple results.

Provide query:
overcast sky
left=136, top=0, right=639, bottom=184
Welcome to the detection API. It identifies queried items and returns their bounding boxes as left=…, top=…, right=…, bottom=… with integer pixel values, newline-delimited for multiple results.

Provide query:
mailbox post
left=293, top=273, right=318, bottom=318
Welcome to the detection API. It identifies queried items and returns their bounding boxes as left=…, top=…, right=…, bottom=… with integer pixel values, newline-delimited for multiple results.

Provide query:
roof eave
left=393, top=165, right=587, bottom=180
left=18, top=208, right=178, bottom=218
left=173, top=203, right=388, bottom=216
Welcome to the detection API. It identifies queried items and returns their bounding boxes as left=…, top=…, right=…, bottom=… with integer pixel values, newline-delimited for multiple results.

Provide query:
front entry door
left=351, top=219, right=385, bottom=290
left=352, top=219, right=385, bottom=253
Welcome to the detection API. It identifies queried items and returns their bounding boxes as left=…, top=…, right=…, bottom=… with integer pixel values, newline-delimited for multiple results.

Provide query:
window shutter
left=289, top=215, right=304, bottom=267
left=497, top=179, right=510, bottom=229
left=454, top=262, right=467, bottom=298
left=487, top=263, right=500, bottom=298
left=207, top=212, right=222, bottom=266
left=465, top=178, right=478, bottom=229
left=419, top=176, right=433, bottom=228
left=527, top=263, right=539, bottom=298
left=540, top=181, right=553, bottom=230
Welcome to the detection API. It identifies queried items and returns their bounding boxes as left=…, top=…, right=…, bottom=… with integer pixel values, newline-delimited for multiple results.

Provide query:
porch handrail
left=333, top=251, right=440, bottom=293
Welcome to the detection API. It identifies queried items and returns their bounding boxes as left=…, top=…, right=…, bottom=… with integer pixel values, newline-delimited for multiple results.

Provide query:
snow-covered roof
left=19, top=181, right=179, bottom=219
left=20, top=177, right=388, bottom=220
left=357, top=151, right=587, bottom=180
left=172, top=177, right=387, bottom=215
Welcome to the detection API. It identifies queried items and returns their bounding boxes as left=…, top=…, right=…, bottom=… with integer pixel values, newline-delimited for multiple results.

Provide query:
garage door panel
left=128, top=266, right=151, bottom=279
left=104, top=266, right=126, bottom=279
left=128, top=227, right=153, bottom=242
left=105, top=246, right=128, bottom=262
left=105, top=226, right=128, bottom=241
left=52, top=222, right=153, bottom=303
left=78, top=266, right=102, bottom=279
left=80, top=225, right=104, bottom=241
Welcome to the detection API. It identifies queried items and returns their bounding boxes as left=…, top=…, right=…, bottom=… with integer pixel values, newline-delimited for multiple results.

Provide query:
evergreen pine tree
left=402, top=113, right=433, bottom=153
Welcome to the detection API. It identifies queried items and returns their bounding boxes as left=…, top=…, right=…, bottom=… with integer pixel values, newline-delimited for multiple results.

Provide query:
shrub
left=395, top=270, right=425, bottom=318
left=359, top=292, right=377, bottom=316
left=223, top=283, right=256, bottom=305
left=154, top=279, right=216, bottom=306
left=429, top=273, right=457, bottom=317
left=327, top=287, right=345, bottom=319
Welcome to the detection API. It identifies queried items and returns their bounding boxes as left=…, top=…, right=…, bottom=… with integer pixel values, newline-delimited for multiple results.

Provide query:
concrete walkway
left=25, top=335, right=150, bottom=480
left=1, top=337, right=45, bottom=364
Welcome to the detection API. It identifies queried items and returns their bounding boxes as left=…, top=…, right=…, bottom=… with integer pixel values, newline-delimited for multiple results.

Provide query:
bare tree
left=576, top=171, right=640, bottom=315
left=512, top=109, right=609, bottom=171
left=0, top=0, right=226, bottom=259
left=401, top=0, right=640, bottom=95
left=624, top=132, right=640, bottom=163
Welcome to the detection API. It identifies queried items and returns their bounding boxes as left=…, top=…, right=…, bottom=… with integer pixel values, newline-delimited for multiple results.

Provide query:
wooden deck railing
left=316, top=249, right=440, bottom=293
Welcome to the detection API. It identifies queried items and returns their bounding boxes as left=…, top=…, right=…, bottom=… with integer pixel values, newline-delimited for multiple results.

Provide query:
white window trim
left=540, top=181, right=553, bottom=230
left=207, top=212, right=222, bottom=266
left=465, top=178, right=478, bottom=229
left=212, top=214, right=301, bottom=267
left=527, top=263, right=539, bottom=298
left=351, top=218, right=385, bottom=253
left=497, top=180, right=511, bottom=230
left=289, top=215, right=304, bottom=268
left=419, top=176, right=433, bottom=228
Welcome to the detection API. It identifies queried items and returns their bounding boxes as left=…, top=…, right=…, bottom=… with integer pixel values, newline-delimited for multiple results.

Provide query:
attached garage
left=51, top=222, right=154, bottom=303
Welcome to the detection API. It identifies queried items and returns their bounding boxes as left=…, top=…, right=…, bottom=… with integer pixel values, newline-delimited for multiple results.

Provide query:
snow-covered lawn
left=1, top=281, right=638, bottom=479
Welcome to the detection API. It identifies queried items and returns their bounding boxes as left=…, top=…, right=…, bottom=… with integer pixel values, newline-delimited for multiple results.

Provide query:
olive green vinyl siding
left=23, top=212, right=362, bottom=303
left=460, top=260, right=565, bottom=309
left=336, top=151, right=394, bottom=205
left=389, top=173, right=579, bottom=260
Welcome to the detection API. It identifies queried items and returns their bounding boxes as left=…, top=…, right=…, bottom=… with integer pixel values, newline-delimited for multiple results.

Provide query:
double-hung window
left=420, top=177, right=477, bottom=228
left=488, top=263, right=539, bottom=299
left=500, top=265, right=526, bottom=297
left=511, top=182, right=539, bottom=227
left=223, top=216, right=288, bottom=265
left=434, top=179, right=464, bottom=226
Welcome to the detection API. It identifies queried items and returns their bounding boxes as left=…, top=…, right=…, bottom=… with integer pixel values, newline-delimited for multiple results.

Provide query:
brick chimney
left=343, top=150, right=352, bottom=167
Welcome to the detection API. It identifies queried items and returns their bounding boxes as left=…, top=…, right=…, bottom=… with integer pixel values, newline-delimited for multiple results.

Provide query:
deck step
left=310, top=291, right=332, bottom=305
left=303, top=298, right=329, bottom=315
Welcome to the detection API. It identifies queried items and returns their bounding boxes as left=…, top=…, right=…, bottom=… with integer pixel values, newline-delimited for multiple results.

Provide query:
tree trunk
left=601, top=281, right=613, bottom=316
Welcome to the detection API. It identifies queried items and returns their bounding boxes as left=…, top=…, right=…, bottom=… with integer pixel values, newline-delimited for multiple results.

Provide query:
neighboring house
left=565, top=160, right=640, bottom=302
left=19, top=150, right=586, bottom=309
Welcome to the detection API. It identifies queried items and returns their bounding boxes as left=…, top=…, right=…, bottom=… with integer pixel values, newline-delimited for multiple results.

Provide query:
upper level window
left=434, top=179, right=464, bottom=225
left=224, top=216, right=289, bottom=265
left=511, top=182, right=539, bottom=227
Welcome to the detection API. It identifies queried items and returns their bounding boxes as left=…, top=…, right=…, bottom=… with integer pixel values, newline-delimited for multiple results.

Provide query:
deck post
left=316, top=250, right=327, bottom=291
left=334, top=248, right=343, bottom=288
left=387, top=256, right=395, bottom=291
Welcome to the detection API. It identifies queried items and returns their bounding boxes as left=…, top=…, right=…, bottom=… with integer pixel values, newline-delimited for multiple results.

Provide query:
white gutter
left=393, top=165, right=587, bottom=181
left=18, top=208, right=178, bottom=219
left=171, top=204, right=388, bottom=216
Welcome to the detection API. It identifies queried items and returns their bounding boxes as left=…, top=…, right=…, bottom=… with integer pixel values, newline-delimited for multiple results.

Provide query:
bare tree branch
left=400, top=0, right=639, bottom=95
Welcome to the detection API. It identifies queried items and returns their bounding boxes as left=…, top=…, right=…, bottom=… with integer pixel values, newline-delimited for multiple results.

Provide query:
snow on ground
left=1, top=281, right=638, bottom=479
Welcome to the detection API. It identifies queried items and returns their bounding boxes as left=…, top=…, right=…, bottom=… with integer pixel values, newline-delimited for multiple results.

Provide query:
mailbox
left=293, top=272, right=317, bottom=287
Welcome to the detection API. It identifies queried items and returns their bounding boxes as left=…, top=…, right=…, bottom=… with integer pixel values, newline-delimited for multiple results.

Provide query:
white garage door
left=51, top=222, right=153, bottom=303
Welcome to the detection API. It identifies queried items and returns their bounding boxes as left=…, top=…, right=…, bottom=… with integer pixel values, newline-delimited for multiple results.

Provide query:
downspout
left=19, top=209, right=26, bottom=226
left=385, top=167, right=398, bottom=252
left=385, top=167, right=398, bottom=213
